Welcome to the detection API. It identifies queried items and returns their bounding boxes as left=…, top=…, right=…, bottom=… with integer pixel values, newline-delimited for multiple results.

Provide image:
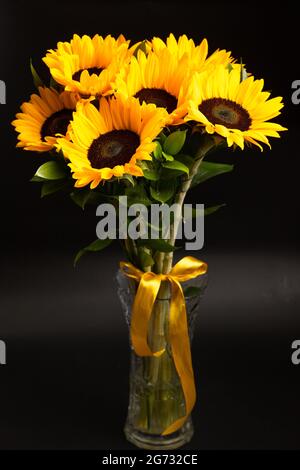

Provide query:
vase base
left=124, top=418, right=194, bottom=450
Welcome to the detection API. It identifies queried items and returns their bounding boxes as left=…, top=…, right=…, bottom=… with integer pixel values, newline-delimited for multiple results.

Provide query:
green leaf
left=49, top=77, right=61, bottom=90
left=122, top=174, right=135, bottom=186
left=71, top=189, right=108, bottom=209
left=138, top=247, right=155, bottom=268
left=163, top=130, right=187, bottom=155
left=41, top=180, right=69, bottom=197
left=49, top=77, right=57, bottom=88
left=160, top=169, right=183, bottom=180
left=88, top=191, right=107, bottom=205
left=153, top=141, right=162, bottom=160
left=34, top=161, right=67, bottom=181
left=133, top=40, right=147, bottom=58
left=150, top=180, right=175, bottom=203
left=175, top=154, right=194, bottom=169
left=139, top=239, right=177, bottom=253
left=30, top=59, right=44, bottom=89
left=30, top=175, right=46, bottom=183
left=184, top=204, right=225, bottom=220
left=70, top=189, right=91, bottom=209
left=143, top=169, right=159, bottom=181
left=162, top=160, right=189, bottom=175
left=184, top=206, right=203, bottom=220
left=192, top=161, right=234, bottom=187
left=158, top=132, right=167, bottom=146
left=162, top=151, right=174, bottom=162
left=125, top=185, right=152, bottom=206
left=183, top=286, right=202, bottom=298
left=204, top=204, right=226, bottom=216
left=74, top=238, right=113, bottom=266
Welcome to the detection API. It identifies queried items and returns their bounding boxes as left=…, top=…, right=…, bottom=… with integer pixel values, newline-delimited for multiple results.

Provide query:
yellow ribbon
left=120, top=256, right=208, bottom=435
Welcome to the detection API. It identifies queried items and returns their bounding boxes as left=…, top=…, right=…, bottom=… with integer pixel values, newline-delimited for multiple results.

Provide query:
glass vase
left=116, top=269, right=207, bottom=450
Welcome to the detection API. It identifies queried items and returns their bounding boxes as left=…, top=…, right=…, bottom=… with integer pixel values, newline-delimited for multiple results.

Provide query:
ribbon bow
left=120, top=256, right=208, bottom=435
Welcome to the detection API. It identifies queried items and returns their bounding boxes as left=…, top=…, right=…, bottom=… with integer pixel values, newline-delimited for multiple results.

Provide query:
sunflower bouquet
left=13, top=33, right=286, bottom=449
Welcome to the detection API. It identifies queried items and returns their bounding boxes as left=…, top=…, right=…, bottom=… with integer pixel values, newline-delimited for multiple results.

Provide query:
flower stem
left=162, top=134, right=219, bottom=274
left=131, top=134, right=220, bottom=433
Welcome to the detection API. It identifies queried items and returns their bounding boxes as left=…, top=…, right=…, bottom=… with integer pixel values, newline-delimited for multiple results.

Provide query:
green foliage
left=184, top=204, right=226, bottom=219
left=30, top=59, right=44, bottom=89
left=162, top=151, right=174, bottom=162
left=33, top=161, right=68, bottom=181
left=71, top=189, right=91, bottom=209
left=159, top=169, right=184, bottom=180
left=49, top=77, right=61, bottom=90
left=150, top=180, right=176, bottom=203
left=125, top=184, right=152, bottom=206
left=139, top=238, right=177, bottom=253
left=148, top=134, right=191, bottom=182
left=143, top=169, right=160, bottom=181
left=41, top=180, right=69, bottom=197
left=158, top=132, right=167, bottom=146
left=175, top=154, right=194, bottom=169
left=133, top=40, right=147, bottom=58
left=204, top=204, right=226, bottom=216
left=153, top=141, right=163, bottom=160
left=192, top=161, right=234, bottom=187
left=74, top=238, right=113, bottom=266
left=163, top=130, right=187, bottom=155
left=138, top=247, right=155, bottom=268
left=162, top=159, right=189, bottom=175
left=122, top=174, right=135, bottom=186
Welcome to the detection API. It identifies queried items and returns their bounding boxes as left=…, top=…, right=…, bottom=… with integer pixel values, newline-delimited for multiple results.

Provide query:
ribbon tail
left=162, top=279, right=196, bottom=435
left=131, top=273, right=164, bottom=357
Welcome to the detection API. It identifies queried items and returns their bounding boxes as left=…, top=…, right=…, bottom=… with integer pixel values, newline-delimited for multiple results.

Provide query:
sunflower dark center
left=199, top=98, right=251, bottom=130
left=88, top=130, right=140, bottom=169
left=134, top=88, right=177, bottom=113
left=40, top=108, right=73, bottom=140
left=72, top=67, right=103, bottom=81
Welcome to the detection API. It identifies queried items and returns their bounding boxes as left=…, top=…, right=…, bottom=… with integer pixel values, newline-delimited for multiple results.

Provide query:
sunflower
left=12, top=87, right=78, bottom=152
left=150, top=33, right=233, bottom=73
left=57, top=96, right=168, bottom=189
left=113, top=48, right=194, bottom=125
left=186, top=65, right=287, bottom=150
left=43, top=34, right=130, bottom=98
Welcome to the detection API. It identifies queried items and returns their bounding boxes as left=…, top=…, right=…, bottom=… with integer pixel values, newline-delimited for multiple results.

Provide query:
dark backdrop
left=0, top=0, right=299, bottom=450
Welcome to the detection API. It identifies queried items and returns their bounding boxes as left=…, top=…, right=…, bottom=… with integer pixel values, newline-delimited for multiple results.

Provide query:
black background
left=0, top=0, right=299, bottom=450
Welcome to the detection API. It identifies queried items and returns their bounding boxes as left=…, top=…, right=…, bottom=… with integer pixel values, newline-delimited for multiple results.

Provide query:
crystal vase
left=116, top=268, right=207, bottom=450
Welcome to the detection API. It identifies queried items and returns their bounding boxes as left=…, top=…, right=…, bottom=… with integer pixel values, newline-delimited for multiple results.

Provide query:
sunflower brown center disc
left=41, top=109, right=73, bottom=139
left=199, top=98, right=251, bottom=130
left=135, top=88, right=177, bottom=113
left=88, top=130, right=140, bottom=169
left=72, top=67, right=104, bottom=81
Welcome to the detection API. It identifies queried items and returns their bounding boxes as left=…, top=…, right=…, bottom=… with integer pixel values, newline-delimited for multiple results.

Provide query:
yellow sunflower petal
left=58, top=96, right=167, bottom=188
left=12, top=87, right=78, bottom=152
left=43, top=34, right=131, bottom=98
left=185, top=64, right=286, bottom=150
